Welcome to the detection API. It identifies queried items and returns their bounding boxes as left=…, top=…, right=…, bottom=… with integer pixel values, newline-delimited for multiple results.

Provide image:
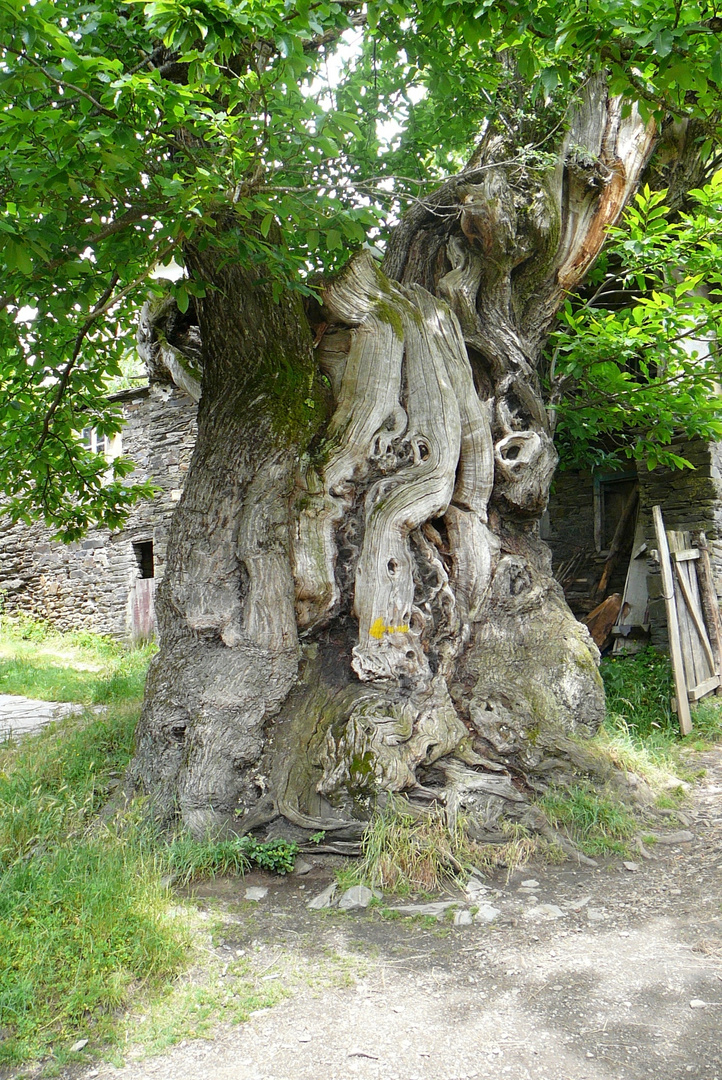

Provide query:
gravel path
left=17, top=747, right=722, bottom=1080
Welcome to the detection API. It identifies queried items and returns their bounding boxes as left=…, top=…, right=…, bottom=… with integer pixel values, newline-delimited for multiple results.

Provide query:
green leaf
left=175, top=286, right=190, bottom=314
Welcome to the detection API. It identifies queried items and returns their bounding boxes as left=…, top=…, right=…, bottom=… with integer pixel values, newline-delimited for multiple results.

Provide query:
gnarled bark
left=130, top=77, right=657, bottom=841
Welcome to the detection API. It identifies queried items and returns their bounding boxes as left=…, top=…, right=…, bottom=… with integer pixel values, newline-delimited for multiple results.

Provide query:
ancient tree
left=2, top=0, right=720, bottom=842
left=132, top=82, right=661, bottom=841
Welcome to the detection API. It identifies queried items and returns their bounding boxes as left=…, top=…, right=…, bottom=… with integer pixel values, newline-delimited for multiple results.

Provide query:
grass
left=0, top=616, right=719, bottom=1065
left=340, top=796, right=545, bottom=896
left=0, top=620, right=178, bottom=1065
left=537, top=783, right=637, bottom=856
left=0, top=613, right=155, bottom=704
left=164, top=834, right=299, bottom=885
left=533, top=648, right=722, bottom=859
left=0, top=706, right=189, bottom=1068
left=600, top=647, right=722, bottom=776
left=0, top=617, right=302, bottom=1070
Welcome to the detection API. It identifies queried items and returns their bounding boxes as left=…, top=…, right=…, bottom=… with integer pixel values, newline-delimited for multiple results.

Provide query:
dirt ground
left=40, top=747, right=722, bottom=1080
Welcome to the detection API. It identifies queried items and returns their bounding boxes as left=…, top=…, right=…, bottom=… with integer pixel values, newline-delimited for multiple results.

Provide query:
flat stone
left=0, top=694, right=84, bottom=740
left=338, top=885, right=375, bottom=911
left=565, top=896, right=591, bottom=911
left=293, top=859, right=314, bottom=876
left=520, top=879, right=540, bottom=888
left=307, top=883, right=337, bottom=910
left=587, top=908, right=606, bottom=921
left=244, top=886, right=268, bottom=901
left=645, top=830, right=694, bottom=845
left=465, top=877, right=490, bottom=898
left=389, top=901, right=460, bottom=918
left=70, top=1039, right=88, bottom=1053
left=453, top=909, right=474, bottom=926
left=525, top=903, right=566, bottom=920
left=473, top=904, right=500, bottom=924
left=623, top=861, right=640, bottom=872
left=690, top=999, right=707, bottom=1009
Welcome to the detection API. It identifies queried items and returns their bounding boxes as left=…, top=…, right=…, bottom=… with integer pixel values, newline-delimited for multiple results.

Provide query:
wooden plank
left=584, top=593, right=623, bottom=650
left=611, top=623, right=650, bottom=638
left=681, top=554, right=714, bottom=682
left=673, top=560, right=717, bottom=677
left=671, top=531, right=710, bottom=689
left=668, top=530, right=701, bottom=690
left=652, top=506, right=692, bottom=735
left=130, top=577, right=156, bottom=643
left=612, top=516, right=649, bottom=656
left=672, top=549, right=700, bottom=562
left=688, top=675, right=721, bottom=702
left=694, top=532, right=722, bottom=687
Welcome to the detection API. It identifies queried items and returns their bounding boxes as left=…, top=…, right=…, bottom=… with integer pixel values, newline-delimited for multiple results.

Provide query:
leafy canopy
left=1, top=0, right=722, bottom=534
left=552, top=177, right=722, bottom=472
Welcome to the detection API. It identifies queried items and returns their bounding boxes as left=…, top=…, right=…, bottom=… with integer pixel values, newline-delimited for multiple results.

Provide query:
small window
left=82, top=426, right=109, bottom=455
left=133, top=541, right=154, bottom=579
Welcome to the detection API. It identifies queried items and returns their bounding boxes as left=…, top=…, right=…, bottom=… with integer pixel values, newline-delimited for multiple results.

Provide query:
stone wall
left=546, top=468, right=596, bottom=567
left=0, top=383, right=197, bottom=639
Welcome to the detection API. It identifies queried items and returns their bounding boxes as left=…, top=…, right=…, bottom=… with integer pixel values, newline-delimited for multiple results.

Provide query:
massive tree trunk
left=130, top=78, right=657, bottom=842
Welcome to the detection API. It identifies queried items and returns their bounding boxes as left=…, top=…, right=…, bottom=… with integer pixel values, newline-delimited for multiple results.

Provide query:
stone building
left=0, top=381, right=197, bottom=640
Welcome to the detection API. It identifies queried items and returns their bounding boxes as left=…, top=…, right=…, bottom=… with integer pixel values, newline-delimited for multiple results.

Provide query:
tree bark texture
left=130, top=78, right=658, bottom=840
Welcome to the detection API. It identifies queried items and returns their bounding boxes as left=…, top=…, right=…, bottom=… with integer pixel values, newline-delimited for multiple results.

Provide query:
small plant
left=242, top=836, right=299, bottom=874
left=309, top=830, right=326, bottom=845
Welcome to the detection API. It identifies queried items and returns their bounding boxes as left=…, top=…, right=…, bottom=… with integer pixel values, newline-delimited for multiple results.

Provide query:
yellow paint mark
left=369, top=617, right=410, bottom=640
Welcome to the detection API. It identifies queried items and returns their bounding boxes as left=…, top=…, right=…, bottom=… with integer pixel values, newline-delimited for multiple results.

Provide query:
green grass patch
left=0, top=617, right=306, bottom=1067
left=165, top=834, right=299, bottom=885
left=537, top=783, right=637, bottom=856
left=0, top=704, right=189, bottom=1067
left=600, top=648, right=722, bottom=776
left=0, top=614, right=155, bottom=704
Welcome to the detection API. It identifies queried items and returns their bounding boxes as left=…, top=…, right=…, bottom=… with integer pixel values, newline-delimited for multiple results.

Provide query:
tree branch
left=33, top=243, right=175, bottom=452
left=35, top=272, right=120, bottom=453
left=9, top=48, right=116, bottom=118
